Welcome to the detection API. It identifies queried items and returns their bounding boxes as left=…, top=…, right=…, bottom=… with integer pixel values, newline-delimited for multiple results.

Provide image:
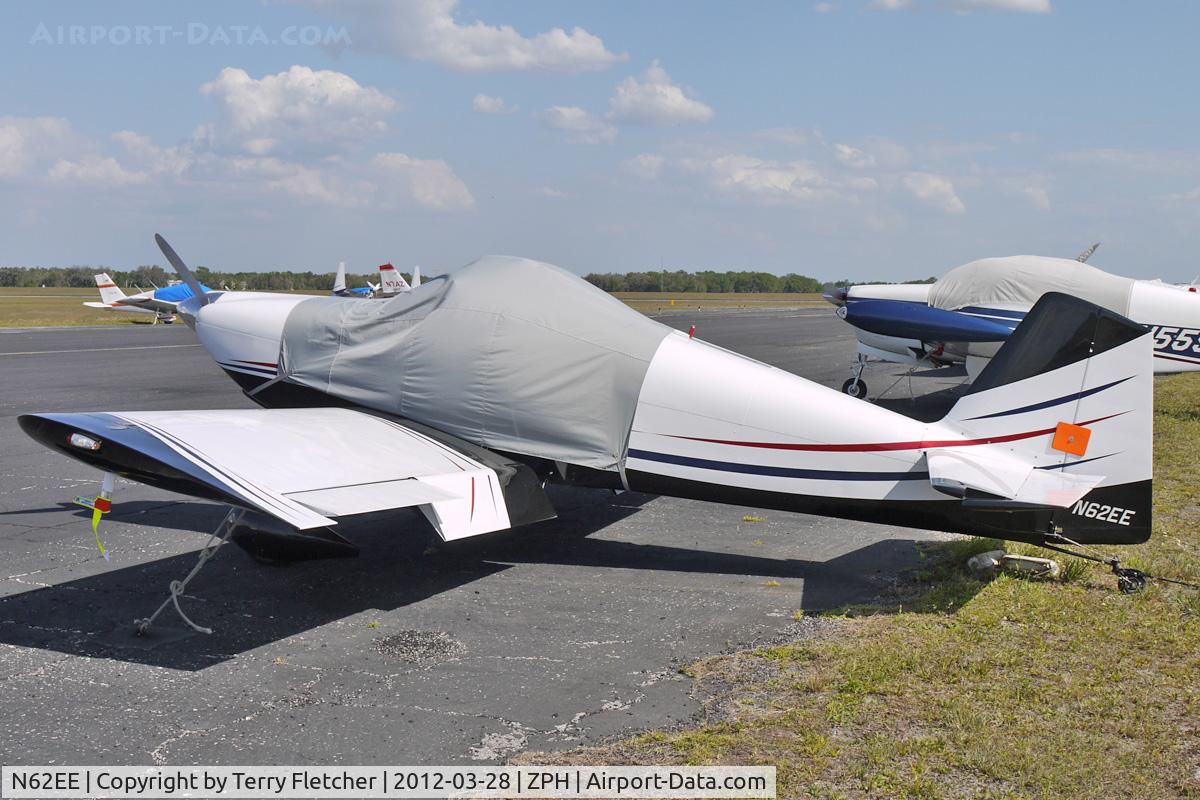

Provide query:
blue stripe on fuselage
left=627, top=449, right=927, bottom=481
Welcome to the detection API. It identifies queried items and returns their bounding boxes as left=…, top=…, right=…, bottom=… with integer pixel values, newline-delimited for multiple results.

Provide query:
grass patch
left=0, top=289, right=140, bottom=327
left=518, top=374, right=1200, bottom=798
left=0, top=287, right=329, bottom=327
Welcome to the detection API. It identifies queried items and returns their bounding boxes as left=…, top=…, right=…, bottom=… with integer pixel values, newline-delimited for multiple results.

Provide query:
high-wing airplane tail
left=933, top=292, right=1152, bottom=544
left=93, top=273, right=127, bottom=305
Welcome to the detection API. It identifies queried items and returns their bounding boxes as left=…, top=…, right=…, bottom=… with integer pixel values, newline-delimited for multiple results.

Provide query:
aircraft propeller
left=155, top=233, right=210, bottom=307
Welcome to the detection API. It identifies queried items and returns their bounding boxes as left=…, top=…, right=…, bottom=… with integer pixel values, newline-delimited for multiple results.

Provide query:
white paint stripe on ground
left=0, top=344, right=201, bottom=356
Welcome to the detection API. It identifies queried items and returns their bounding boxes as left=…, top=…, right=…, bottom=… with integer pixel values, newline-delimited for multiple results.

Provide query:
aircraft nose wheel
left=841, top=377, right=868, bottom=399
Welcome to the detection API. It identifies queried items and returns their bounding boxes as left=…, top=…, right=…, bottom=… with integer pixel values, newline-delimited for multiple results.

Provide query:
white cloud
left=1022, top=185, right=1050, bottom=210
left=871, top=0, right=1051, bottom=11
left=832, top=143, right=876, bottom=169
left=1165, top=186, right=1200, bottom=204
left=199, top=65, right=398, bottom=153
left=0, top=116, right=73, bottom=178
left=308, top=0, right=625, bottom=72
left=902, top=172, right=965, bottom=213
left=755, top=128, right=818, bottom=148
left=943, top=0, right=1051, bottom=12
left=472, top=94, right=517, bottom=115
left=112, top=131, right=192, bottom=177
left=607, top=61, right=713, bottom=126
left=535, top=186, right=568, bottom=198
left=537, top=106, right=617, bottom=144
left=814, top=2, right=837, bottom=11
left=681, top=155, right=838, bottom=203
left=623, top=153, right=665, bottom=179
left=372, top=152, right=475, bottom=210
left=48, top=157, right=147, bottom=186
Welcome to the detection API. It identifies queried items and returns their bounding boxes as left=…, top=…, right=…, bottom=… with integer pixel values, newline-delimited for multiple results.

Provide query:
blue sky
left=2, top=0, right=1198, bottom=280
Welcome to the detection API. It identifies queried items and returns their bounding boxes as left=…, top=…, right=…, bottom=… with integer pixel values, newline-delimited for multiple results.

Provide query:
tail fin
left=377, top=263, right=410, bottom=295
left=933, top=292, right=1152, bottom=544
left=94, top=273, right=127, bottom=305
left=333, top=261, right=347, bottom=294
left=411, top=265, right=421, bottom=288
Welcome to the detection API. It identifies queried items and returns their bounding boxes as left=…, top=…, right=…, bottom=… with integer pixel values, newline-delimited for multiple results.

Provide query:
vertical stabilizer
left=94, top=273, right=127, bottom=305
left=936, top=292, right=1152, bottom=544
left=377, top=263, right=410, bottom=295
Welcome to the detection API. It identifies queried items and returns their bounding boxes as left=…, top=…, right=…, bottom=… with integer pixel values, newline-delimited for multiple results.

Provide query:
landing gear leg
left=842, top=354, right=868, bottom=400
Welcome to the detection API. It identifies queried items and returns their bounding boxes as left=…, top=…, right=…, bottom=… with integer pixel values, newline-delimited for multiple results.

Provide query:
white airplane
left=827, top=252, right=1200, bottom=398
left=375, top=262, right=411, bottom=296
left=332, top=262, right=421, bottom=298
left=82, top=273, right=210, bottom=324
left=331, top=262, right=373, bottom=298
left=20, top=235, right=1155, bottom=634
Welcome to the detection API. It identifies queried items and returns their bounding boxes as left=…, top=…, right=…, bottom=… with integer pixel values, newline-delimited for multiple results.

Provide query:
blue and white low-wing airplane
left=827, top=253, right=1200, bottom=398
left=20, top=235, right=1157, bottom=633
left=330, top=261, right=373, bottom=298
left=83, top=272, right=214, bottom=323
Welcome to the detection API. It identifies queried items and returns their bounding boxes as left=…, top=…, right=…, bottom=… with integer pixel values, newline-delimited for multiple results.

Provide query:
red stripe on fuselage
left=233, top=359, right=278, bottom=368
left=1154, top=352, right=1200, bottom=365
left=660, top=413, right=1126, bottom=453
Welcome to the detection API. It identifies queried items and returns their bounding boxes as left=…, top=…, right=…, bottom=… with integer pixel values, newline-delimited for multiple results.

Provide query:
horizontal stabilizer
left=926, top=446, right=1104, bottom=509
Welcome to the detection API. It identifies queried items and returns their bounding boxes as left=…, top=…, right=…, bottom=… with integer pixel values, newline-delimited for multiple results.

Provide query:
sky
left=2, top=0, right=1199, bottom=281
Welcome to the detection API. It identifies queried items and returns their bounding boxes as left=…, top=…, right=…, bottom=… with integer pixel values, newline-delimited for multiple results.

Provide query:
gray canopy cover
left=928, top=256, right=1135, bottom=315
left=278, top=256, right=671, bottom=470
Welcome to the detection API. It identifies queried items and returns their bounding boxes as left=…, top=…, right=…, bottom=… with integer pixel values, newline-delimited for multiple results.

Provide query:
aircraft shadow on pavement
left=0, top=487, right=943, bottom=671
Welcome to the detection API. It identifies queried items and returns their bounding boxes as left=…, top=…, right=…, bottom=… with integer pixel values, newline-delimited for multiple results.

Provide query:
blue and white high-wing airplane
left=827, top=252, right=1200, bottom=398
left=19, top=235, right=1157, bottom=633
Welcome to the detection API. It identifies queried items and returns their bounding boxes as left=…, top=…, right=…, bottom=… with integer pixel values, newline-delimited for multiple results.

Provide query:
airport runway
left=0, top=311, right=968, bottom=764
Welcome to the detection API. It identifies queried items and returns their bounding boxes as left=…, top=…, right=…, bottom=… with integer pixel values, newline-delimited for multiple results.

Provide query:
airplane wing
left=112, top=296, right=179, bottom=314
left=18, top=408, right=556, bottom=541
left=925, top=446, right=1103, bottom=509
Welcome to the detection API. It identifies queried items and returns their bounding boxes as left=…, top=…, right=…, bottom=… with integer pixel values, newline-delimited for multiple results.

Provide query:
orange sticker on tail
left=1051, top=422, right=1091, bottom=456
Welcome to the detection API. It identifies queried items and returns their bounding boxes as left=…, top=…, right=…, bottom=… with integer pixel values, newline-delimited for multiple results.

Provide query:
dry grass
left=519, top=374, right=1200, bottom=799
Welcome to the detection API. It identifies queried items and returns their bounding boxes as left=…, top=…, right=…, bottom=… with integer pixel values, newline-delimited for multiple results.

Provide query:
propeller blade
left=822, top=284, right=848, bottom=307
left=154, top=233, right=209, bottom=307
left=1075, top=242, right=1100, bottom=263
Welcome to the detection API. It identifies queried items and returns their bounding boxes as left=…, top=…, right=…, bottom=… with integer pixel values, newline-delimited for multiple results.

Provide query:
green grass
left=0, top=288, right=139, bottom=327
left=0, top=288, right=827, bottom=327
left=517, top=374, right=1200, bottom=799
left=0, top=287, right=329, bottom=327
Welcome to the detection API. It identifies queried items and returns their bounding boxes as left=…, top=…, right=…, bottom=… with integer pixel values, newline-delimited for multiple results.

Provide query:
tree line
left=582, top=270, right=936, bottom=293
left=0, top=266, right=384, bottom=291
left=1, top=265, right=936, bottom=292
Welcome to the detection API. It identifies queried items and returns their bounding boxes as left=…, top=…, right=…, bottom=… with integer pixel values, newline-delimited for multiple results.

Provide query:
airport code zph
left=1, top=766, right=776, bottom=798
